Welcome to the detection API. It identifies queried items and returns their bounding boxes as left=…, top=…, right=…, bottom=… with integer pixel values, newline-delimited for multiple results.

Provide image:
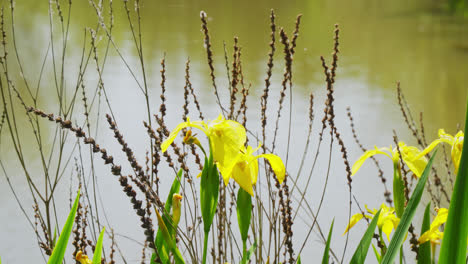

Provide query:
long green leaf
left=382, top=150, right=438, bottom=264
left=200, top=155, right=219, bottom=233
left=92, top=227, right=105, bottom=264
left=237, top=187, right=252, bottom=264
left=237, top=188, right=252, bottom=243
left=371, top=244, right=381, bottom=263
left=47, top=189, right=80, bottom=264
left=350, top=209, right=382, bottom=264
left=322, top=219, right=334, bottom=264
left=243, top=241, right=257, bottom=263
left=154, top=207, right=185, bottom=264
left=439, top=97, right=468, bottom=264
left=155, top=169, right=183, bottom=263
left=393, top=165, right=406, bottom=218
left=297, top=255, right=301, bottom=264
left=417, top=203, right=431, bottom=264
left=200, top=154, right=219, bottom=264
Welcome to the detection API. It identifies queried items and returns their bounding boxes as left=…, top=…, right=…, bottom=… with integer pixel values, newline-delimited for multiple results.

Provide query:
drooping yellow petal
left=382, top=220, right=394, bottom=241
left=414, top=139, right=443, bottom=160
left=418, top=229, right=443, bottom=245
left=452, top=131, right=464, bottom=173
left=343, top=213, right=364, bottom=235
left=431, top=208, right=448, bottom=230
left=231, top=159, right=254, bottom=196
left=161, top=117, right=208, bottom=152
left=256, top=153, right=286, bottom=184
left=351, top=148, right=392, bottom=176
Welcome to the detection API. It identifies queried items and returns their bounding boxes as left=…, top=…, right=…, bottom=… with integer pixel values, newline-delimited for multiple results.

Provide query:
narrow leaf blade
left=417, top=203, right=431, bottom=264
left=322, top=219, right=334, bottom=264
left=350, top=209, right=382, bottom=264
left=382, top=150, right=438, bottom=264
left=439, top=97, right=468, bottom=263
left=92, top=227, right=106, bottom=264
left=47, top=189, right=80, bottom=264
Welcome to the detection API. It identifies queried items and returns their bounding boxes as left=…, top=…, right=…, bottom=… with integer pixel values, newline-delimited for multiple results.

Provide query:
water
left=0, top=0, right=467, bottom=263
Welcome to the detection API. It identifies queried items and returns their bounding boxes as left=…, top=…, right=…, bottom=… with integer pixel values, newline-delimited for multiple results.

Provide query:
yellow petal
left=438, top=129, right=454, bottom=143
left=382, top=220, right=394, bottom=241
left=256, top=153, right=286, bottom=184
left=431, top=208, right=448, bottom=230
left=231, top=160, right=254, bottom=196
left=418, top=230, right=432, bottom=244
left=208, top=118, right=246, bottom=168
left=161, top=118, right=208, bottom=152
left=351, top=148, right=392, bottom=176
left=414, top=139, right=442, bottom=160
left=343, top=213, right=364, bottom=235
left=452, top=132, right=464, bottom=173
left=76, top=251, right=92, bottom=264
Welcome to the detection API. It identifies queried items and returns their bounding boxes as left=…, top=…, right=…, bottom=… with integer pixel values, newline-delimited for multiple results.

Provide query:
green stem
left=241, top=240, right=247, bottom=264
left=202, top=232, right=209, bottom=264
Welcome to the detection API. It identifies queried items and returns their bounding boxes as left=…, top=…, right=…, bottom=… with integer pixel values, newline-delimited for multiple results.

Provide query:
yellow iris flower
left=344, top=203, right=400, bottom=241
left=418, top=207, right=448, bottom=245
left=416, top=129, right=464, bottom=173
left=352, top=142, right=428, bottom=177
left=161, top=115, right=246, bottom=168
left=218, top=145, right=285, bottom=196
left=76, top=251, right=92, bottom=264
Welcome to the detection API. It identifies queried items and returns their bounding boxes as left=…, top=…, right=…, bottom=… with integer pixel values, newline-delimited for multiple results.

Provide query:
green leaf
left=243, top=240, right=257, bottom=263
left=52, top=227, right=57, bottom=248
left=237, top=188, right=252, bottom=243
left=297, top=255, right=301, bottom=264
left=155, top=169, right=183, bottom=263
left=165, top=169, right=183, bottom=212
left=350, top=209, right=382, bottom=264
left=154, top=207, right=185, bottom=264
left=47, top=189, right=80, bottom=264
left=92, top=227, right=105, bottom=264
left=322, top=219, right=334, bottom=264
left=439, top=97, right=468, bottom=264
left=382, top=150, right=438, bottom=264
left=393, top=164, right=405, bottom=218
left=200, top=154, right=219, bottom=264
left=371, top=244, right=381, bottom=263
left=417, top=203, right=431, bottom=264
left=200, top=155, right=219, bottom=233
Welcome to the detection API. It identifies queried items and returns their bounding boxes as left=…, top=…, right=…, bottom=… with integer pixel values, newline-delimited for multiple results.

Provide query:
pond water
left=0, top=0, right=467, bottom=263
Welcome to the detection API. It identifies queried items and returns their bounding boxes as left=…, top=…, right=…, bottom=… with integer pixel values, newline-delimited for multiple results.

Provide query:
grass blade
left=417, top=203, right=431, bottom=264
left=350, top=209, right=381, bottom=264
left=439, top=97, right=468, bottom=263
left=381, top=150, right=438, bottom=264
left=92, top=227, right=105, bottom=264
left=47, top=189, right=80, bottom=264
left=371, top=244, right=381, bottom=263
left=322, top=219, right=334, bottom=264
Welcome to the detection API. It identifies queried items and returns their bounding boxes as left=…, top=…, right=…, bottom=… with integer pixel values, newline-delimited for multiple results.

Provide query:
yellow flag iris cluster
left=344, top=203, right=400, bottom=241
left=418, top=207, right=448, bottom=245
left=161, top=115, right=285, bottom=196
left=352, top=129, right=464, bottom=178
